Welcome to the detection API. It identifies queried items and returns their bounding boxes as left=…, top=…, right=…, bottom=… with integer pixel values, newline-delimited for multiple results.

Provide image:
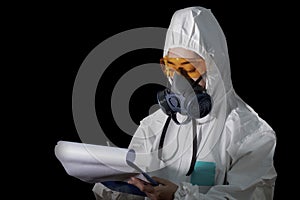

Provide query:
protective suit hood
left=164, top=6, right=233, bottom=101
left=162, top=7, right=236, bottom=157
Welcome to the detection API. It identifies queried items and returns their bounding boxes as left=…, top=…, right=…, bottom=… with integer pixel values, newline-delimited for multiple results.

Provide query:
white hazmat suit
left=93, top=6, right=277, bottom=200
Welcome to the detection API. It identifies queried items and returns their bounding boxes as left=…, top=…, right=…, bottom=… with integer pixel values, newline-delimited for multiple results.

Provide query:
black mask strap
left=192, top=75, right=203, bottom=87
left=158, top=116, right=172, bottom=161
left=186, top=118, right=198, bottom=176
left=158, top=116, right=198, bottom=176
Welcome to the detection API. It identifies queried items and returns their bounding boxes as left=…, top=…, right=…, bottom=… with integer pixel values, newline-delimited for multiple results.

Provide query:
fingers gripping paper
left=54, top=141, right=139, bottom=183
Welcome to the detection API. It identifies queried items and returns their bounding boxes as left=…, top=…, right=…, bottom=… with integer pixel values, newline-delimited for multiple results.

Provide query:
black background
left=10, top=1, right=295, bottom=199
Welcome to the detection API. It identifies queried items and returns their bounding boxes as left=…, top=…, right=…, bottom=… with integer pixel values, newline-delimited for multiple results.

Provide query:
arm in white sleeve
left=174, top=131, right=277, bottom=200
left=128, top=115, right=159, bottom=165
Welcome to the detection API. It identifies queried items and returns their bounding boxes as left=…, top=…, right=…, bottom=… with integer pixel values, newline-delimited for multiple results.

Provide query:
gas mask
left=157, top=69, right=212, bottom=125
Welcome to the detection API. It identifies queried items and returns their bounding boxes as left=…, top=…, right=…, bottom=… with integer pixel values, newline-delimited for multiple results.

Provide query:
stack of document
left=55, top=141, right=158, bottom=196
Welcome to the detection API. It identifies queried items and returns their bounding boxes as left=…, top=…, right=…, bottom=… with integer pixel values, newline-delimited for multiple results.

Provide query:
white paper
left=54, top=141, right=140, bottom=183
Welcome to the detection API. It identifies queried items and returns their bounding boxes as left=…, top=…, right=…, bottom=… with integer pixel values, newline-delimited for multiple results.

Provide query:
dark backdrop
left=14, top=1, right=294, bottom=199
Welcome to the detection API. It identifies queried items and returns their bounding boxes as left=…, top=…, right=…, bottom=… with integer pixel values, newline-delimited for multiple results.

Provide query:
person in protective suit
left=93, top=6, right=277, bottom=200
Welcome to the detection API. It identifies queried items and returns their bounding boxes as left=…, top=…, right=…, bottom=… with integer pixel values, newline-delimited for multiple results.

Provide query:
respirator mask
left=156, top=56, right=212, bottom=176
left=157, top=57, right=212, bottom=124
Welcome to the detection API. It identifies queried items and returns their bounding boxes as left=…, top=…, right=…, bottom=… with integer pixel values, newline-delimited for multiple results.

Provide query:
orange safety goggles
left=159, top=56, right=205, bottom=78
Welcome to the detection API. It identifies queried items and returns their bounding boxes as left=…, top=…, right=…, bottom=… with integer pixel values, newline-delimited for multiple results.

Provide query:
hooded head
left=161, top=6, right=237, bottom=158
left=163, top=7, right=235, bottom=119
